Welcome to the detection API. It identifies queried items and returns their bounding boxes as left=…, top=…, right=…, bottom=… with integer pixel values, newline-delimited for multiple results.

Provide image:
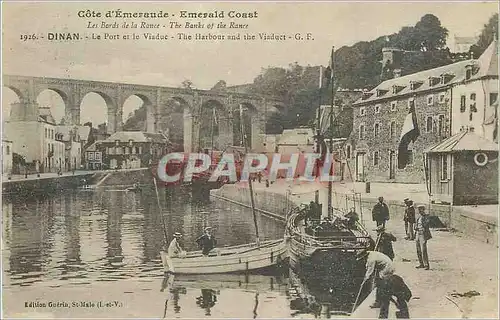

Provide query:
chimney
left=393, top=69, right=402, bottom=78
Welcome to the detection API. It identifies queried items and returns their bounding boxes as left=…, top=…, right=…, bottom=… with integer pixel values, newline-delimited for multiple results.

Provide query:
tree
left=83, top=121, right=92, bottom=127
left=414, top=14, right=448, bottom=51
left=181, top=79, right=194, bottom=89
left=470, top=13, right=498, bottom=58
left=211, top=80, right=227, bottom=91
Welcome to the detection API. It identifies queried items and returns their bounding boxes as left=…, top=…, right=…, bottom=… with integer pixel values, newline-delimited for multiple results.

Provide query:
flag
left=398, top=103, right=420, bottom=169
left=212, top=108, right=218, bottom=125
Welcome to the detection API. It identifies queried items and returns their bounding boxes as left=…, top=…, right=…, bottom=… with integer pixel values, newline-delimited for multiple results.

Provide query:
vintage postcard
left=1, top=1, right=499, bottom=319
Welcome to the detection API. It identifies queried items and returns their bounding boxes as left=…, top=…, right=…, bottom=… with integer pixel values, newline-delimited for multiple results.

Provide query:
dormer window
left=428, top=77, right=439, bottom=87
left=115, top=140, right=120, bottom=146
left=392, top=85, right=404, bottom=94
left=465, top=65, right=473, bottom=80
left=410, top=81, right=423, bottom=91
left=129, top=139, right=133, bottom=146
left=376, top=89, right=388, bottom=97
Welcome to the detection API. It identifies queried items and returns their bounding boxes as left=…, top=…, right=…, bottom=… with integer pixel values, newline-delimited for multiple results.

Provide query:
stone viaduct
left=3, top=75, right=285, bottom=151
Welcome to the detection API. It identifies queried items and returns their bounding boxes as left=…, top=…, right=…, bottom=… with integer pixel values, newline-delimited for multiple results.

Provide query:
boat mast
left=240, top=104, right=260, bottom=247
left=210, top=108, right=216, bottom=158
left=327, top=46, right=337, bottom=218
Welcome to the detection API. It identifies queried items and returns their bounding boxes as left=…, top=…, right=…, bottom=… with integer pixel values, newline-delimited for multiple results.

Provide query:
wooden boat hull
left=160, top=239, right=288, bottom=274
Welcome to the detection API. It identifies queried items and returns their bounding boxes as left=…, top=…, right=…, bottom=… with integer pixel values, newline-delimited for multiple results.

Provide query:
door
left=356, top=153, right=365, bottom=181
left=389, top=151, right=396, bottom=179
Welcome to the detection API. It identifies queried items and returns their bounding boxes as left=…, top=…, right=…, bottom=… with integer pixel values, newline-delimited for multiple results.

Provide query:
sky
left=2, top=1, right=498, bottom=125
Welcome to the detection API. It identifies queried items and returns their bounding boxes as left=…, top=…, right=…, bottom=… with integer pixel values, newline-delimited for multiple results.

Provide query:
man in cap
left=414, top=205, right=432, bottom=270
left=196, top=227, right=218, bottom=256
left=403, top=199, right=416, bottom=240
left=375, top=225, right=397, bottom=261
left=372, top=197, right=390, bottom=228
left=356, top=250, right=395, bottom=309
left=161, top=232, right=186, bottom=273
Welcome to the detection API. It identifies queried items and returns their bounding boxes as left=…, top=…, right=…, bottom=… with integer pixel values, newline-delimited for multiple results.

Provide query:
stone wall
left=98, top=168, right=154, bottom=187
left=210, top=184, right=296, bottom=221
left=349, top=88, right=450, bottom=183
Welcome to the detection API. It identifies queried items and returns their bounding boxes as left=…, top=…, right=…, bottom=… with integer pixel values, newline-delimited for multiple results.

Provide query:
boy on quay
left=414, top=205, right=432, bottom=270
left=375, top=225, right=397, bottom=261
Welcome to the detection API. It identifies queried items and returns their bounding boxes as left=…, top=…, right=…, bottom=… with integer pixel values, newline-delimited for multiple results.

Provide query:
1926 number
left=20, top=34, right=38, bottom=41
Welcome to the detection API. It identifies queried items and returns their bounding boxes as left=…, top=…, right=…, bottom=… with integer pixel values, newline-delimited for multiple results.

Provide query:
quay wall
left=212, top=184, right=498, bottom=247
left=210, top=184, right=296, bottom=221
left=2, top=173, right=99, bottom=196
left=97, top=168, right=154, bottom=187
left=341, top=195, right=498, bottom=247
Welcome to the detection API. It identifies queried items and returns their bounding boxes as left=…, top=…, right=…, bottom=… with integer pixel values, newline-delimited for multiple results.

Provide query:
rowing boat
left=160, top=239, right=287, bottom=274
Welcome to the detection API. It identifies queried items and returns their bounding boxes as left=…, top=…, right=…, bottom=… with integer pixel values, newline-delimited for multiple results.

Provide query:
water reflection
left=3, top=186, right=358, bottom=318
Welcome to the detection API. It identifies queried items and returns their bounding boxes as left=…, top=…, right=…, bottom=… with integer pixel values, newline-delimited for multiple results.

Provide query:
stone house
left=348, top=40, right=498, bottom=183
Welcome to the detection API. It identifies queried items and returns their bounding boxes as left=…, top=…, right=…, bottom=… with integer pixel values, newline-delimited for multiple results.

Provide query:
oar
left=351, top=278, right=368, bottom=314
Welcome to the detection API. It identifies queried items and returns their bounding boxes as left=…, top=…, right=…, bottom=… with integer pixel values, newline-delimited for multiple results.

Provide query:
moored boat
left=286, top=207, right=372, bottom=291
left=160, top=239, right=287, bottom=274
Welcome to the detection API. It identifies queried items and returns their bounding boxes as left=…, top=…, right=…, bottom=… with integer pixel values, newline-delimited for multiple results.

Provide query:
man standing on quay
left=372, top=197, right=390, bottom=228
left=415, top=205, right=432, bottom=270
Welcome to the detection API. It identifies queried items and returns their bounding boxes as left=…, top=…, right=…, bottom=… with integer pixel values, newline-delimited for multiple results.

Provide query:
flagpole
left=327, top=46, right=336, bottom=219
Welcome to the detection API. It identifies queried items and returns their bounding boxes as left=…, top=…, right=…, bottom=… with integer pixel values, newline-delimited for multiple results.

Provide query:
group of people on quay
left=301, top=201, right=360, bottom=236
left=355, top=196, right=433, bottom=318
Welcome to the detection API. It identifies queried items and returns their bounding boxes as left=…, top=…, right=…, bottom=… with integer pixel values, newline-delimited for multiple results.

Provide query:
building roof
left=425, top=129, right=498, bottom=153
left=354, top=40, right=498, bottom=105
left=103, top=131, right=168, bottom=143
left=454, top=36, right=478, bottom=44
left=56, top=125, right=92, bottom=142
left=85, top=141, right=101, bottom=151
left=38, top=107, right=57, bottom=125
left=278, top=128, right=314, bottom=146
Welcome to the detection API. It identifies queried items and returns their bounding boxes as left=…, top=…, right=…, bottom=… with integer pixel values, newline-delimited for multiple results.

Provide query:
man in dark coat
left=372, top=197, right=390, bottom=228
left=196, top=227, right=217, bottom=256
left=378, top=274, right=412, bottom=319
left=375, top=225, right=397, bottom=261
left=414, top=205, right=432, bottom=270
left=403, top=199, right=416, bottom=240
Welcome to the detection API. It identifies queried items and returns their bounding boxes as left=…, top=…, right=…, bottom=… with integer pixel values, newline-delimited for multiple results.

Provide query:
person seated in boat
left=343, top=208, right=359, bottom=230
left=196, top=227, right=218, bottom=256
left=308, top=201, right=321, bottom=225
left=162, top=232, right=186, bottom=274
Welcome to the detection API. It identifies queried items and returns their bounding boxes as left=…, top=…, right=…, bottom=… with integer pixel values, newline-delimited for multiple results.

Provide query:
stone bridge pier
left=3, top=75, right=285, bottom=152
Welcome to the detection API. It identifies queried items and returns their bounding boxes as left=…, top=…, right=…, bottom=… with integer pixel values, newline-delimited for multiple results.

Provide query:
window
left=391, top=101, right=397, bottom=111
left=426, top=116, right=433, bottom=133
left=132, top=147, right=136, bottom=154
left=427, top=95, right=434, bottom=106
left=359, top=124, right=365, bottom=139
left=95, top=152, right=101, bottom=160
left=460, top=95, right=466, bottom=112
left=438, top=93, right=446, bottom=104
left=408, top=98, right=415, bottom=109
left=6, top=145, right=10, bottom=155
left=390, top=121, right=396, bottom=138
left=360, top=107, right=366, bottom=116
left=374, top=123, right=380, bottom=137
left=470, top=93, right=477, bottom=112
left=375, top=104, right=381, bottom=114
left=129, top=139, right=133, bottom=146
left=465, top=68, right=472, bottom=80
left=45, top=128, right=48, bottom=138
left=115, top=140, right=120, bottom=146
left=438, top=115, right=445, bottom=136
left=125, top=147, right=129, bottom=154
left=440, top=154, right=450, bottom=181
left=115, top=146, right=121, bottom=154
left=346, top=145, right=351, bottom=159
left=135, top=147, right=140, bottom=154
left=88, top=152, right=94, bottom=160
left=490, top=92, right=498, bottom=106
left=373, top=151, right=379, bottom=166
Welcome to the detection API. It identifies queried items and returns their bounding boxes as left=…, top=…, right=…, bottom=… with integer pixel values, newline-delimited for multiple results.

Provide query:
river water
left=2, top=186, right=355, bottom=318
